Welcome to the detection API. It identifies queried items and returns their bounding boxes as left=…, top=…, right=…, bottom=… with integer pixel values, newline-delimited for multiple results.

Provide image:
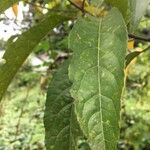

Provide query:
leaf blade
left=69, top=9, right=127, bottom=149
left=125, top=45, right=150, bottom=67
left=44, top=60, right=84, bottom=150
left=0, top=12, right=71, bottom=101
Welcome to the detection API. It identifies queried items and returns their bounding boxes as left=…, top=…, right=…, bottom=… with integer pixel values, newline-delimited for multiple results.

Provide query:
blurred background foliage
left=0, top=0, right=150, bottom=149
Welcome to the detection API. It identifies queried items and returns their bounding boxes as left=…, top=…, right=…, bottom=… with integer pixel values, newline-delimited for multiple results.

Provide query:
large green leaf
left=0, top=0, right=20, bottom=14
left=68, top=8, right=127, bottom=149
left=0, top=12, right=72, bottom=101
left=105, top=0, right=128, bottom=20
left=44, top=60, right=85, bottom=150
left=129, top=0, right=150, bottom=32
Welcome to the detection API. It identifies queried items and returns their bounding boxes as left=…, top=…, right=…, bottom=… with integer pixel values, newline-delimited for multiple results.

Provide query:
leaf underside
left=44, top=60, right=85, bottom=150
left=69, top=8, right=127, bottom=150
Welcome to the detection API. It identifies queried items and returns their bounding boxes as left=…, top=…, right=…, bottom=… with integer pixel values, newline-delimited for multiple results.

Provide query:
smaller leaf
left=125, top=51, right=141, bottom=67
left=125, top=45, right=150, bottom=67
left=0, top=12, right=73, bottom=101
left=128, top=39, right=134, bottom=50
left=12, top=3, right=18, bottom=17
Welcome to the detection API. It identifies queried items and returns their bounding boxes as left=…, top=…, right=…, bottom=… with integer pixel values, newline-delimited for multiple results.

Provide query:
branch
left=129, top=34, right=150, bottom=42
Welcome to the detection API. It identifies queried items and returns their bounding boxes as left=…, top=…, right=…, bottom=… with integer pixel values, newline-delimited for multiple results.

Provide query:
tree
left=0, top=0, right=150, bottom=149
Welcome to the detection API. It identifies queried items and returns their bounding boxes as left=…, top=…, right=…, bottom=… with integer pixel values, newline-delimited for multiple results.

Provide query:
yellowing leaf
left=85, top=5, right=108, bottom=16
left=128, top=38, right=134, bottom=50
left=0, top=0, right=19, bottom=14
left=12, top=4, right=18, bottom=17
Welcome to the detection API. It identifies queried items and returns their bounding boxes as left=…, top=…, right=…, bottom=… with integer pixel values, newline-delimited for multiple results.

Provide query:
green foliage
left=68, top=8, right=127, bottom=149
left=0, top=77, right=45, bottom=149
left=120, top=50, right=150, bottom=149
left=129, top=0, right=150, bottom=32
left=105, top=0, right=128, bottom=20
left=0, top=12, right=71, bottom=101
left=90, top=0, right=104, bottom=6
left=125, top=45, right=150, bottom=67
left=44, top=60, right=85, bottom=150
left=0, top=0, right=150, bottom=150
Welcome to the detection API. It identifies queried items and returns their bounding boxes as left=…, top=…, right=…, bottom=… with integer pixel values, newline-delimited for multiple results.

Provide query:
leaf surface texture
left=44, top=61, right=84, bottom=150
left=69, top=8, right=127, bottom=149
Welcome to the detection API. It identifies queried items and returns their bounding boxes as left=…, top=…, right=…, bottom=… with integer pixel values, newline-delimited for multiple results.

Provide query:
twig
left=82, top=0, right=86, bottom=12
left=129, top=34, right=150, bottom=42
left=68, top=0, right=84, bottom=11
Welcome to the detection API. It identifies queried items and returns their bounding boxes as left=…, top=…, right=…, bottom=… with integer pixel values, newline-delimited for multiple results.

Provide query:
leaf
left=0, top=12, right=72, bottom=101
left=68, top=8, right=127, bottom=149
left=125, top=45, right=150, bottom=67
left=44, top=60, right=85, bottom=150
left=129, top=0, right=150, bottom=32
left=125, top=51, right=141, bottom=67
left=12, top=3, right=18, bottom=17
left=128, top=39, right=134, bottom=50
left=105, top=0, right=128, bottom=20
left=0, top=0, right=20, bottom=14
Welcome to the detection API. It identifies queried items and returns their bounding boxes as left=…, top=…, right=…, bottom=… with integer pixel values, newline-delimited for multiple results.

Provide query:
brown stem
left=129, top=34, right=150, bottom=42
left=68, top=0, right=84, bottom=11
left=82, top=0, right=86, bottom=12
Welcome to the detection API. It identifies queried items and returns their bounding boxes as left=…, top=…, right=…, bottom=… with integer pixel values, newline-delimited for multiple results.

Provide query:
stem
left=68, top=0, right=84, bottom=11
left=129, top=34, right=150, bottom=42
left=82, top=0, right=86, bottom=12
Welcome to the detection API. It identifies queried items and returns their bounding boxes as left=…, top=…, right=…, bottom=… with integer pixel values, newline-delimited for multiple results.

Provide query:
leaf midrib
left=98, top=17, right=106, bottom=149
